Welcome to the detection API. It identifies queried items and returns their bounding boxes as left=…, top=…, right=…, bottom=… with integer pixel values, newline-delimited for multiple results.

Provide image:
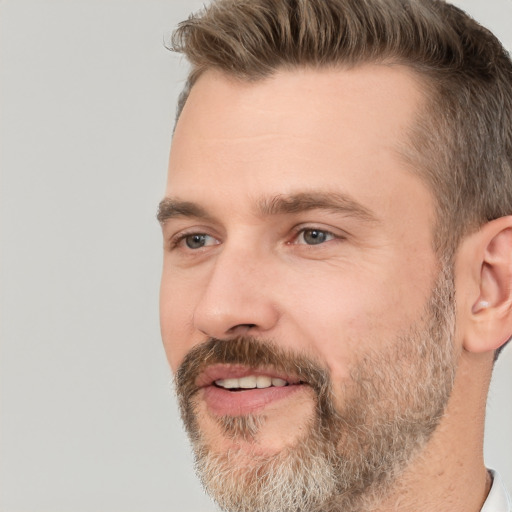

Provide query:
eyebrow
left=257, top=192, right=377, bottom=222
left=157, top=191, right=378, bottom=224
left=157, top=199, right=212, bottom=224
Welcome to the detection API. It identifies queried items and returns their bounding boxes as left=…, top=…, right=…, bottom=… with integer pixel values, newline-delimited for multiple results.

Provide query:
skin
left=160, top=65, right=512, bottom=511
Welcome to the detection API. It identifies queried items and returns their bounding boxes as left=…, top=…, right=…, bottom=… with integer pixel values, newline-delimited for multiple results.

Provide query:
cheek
left=287, top=288, right=376, bottom=381
left=159, top=266, right=203, bottom=372
left=280, top=262, right=428, bottom=381
left=160, top=310, right=189, bottom=372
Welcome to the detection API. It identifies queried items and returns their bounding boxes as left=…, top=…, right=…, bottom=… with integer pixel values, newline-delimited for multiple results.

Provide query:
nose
left=193, top=245, right=280, bottom=339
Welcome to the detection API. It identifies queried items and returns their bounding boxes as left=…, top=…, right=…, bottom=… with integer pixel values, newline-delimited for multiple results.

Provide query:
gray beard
left=174, top=264, right=457, bottom=512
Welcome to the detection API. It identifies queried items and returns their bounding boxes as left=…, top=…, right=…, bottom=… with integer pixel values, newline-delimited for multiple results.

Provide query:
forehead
left=167, top=65, right=431, bottom=223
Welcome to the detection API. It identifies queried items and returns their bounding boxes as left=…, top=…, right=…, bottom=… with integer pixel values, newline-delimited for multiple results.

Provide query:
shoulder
left=481, top=470, right=512, bottom=512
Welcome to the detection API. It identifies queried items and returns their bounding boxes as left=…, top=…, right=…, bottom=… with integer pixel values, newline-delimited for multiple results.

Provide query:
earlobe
left=459, top=217, right=512, bottom=354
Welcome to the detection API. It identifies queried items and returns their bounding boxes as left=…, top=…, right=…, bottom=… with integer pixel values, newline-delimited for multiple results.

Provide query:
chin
left=192, top=387, right=318, bottom=456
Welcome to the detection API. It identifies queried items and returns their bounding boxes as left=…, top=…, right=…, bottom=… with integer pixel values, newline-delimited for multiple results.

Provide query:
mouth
left=196, top=364, right=308, bottom=416
left=214, top=375, right=289, bottom=390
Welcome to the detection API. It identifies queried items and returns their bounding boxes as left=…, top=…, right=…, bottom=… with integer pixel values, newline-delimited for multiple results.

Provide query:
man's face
left=160, top=66, right=457, bottom=511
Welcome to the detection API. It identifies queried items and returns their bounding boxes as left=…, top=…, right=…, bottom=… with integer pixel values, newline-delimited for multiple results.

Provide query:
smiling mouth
left=196, top=365, right=308, bottom=416
left=214, top=375, right=291, bottom=391
left=197, top=364, right=304, bottom=390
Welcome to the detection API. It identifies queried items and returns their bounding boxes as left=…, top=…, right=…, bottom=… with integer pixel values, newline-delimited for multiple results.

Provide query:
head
left=159, top=1, right=512, bottom=511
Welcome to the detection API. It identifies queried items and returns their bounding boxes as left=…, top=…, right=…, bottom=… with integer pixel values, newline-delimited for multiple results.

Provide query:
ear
left=455, top=216, right=512, bottom=354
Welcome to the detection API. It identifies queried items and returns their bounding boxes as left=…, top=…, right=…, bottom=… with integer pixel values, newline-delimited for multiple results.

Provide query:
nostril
left=228, top=323, right=257, bottom=334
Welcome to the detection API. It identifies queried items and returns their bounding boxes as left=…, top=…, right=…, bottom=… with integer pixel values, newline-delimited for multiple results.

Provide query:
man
left=158, top=0, right=512, bottom=511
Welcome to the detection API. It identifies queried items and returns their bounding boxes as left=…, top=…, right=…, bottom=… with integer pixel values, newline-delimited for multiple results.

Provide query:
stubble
left=174, top=264, right=457, bottom=512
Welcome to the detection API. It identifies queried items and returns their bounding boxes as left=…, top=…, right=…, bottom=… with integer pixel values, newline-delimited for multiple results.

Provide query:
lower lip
left=202, top=384, right=305, bottom=416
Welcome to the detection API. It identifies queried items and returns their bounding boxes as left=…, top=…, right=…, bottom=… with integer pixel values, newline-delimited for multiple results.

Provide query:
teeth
left=239, top=376, right=257, bottom=389
left=271, top=378, right=287, bottom=387
left=215, top=375, right=289, bottom=390
left=256, top=376, right=272, bottom=388
left=218, top=378, right=239, bottom=389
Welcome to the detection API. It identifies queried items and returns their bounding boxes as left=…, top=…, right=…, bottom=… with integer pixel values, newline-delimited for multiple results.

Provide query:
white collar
left=481, top=470, right=512, bottom=512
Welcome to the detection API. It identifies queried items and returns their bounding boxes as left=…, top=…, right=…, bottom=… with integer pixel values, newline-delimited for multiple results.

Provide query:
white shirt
left=482, top=471, right=512, bottom=512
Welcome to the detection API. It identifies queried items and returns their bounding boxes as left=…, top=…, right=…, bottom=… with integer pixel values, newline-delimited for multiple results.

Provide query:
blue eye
left=170, top=231, right=220, bottom=252
left=185, top=234, right=208, bottom=249
left=297, top=229, right=334, bottom=245
left=184, top=234, right=219, bottom=249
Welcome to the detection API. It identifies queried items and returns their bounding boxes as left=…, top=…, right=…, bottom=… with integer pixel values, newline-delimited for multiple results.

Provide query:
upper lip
left=195, top=364, right=303, bottom=388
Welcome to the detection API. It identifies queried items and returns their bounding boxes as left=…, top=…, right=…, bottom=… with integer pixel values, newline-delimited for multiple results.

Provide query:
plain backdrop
left=1, top=1, right=511, bottom=511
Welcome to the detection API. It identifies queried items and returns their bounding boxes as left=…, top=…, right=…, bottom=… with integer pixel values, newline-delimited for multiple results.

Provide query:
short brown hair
left=169, top=0, right=512, bottom=350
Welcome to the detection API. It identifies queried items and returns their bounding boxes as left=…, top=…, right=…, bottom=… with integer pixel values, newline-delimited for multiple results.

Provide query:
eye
left=170, top=232, right=219, bottom=250
left=295, top=228, right=335, bottom=245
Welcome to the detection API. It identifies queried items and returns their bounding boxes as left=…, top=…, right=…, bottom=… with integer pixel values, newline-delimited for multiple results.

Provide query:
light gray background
left=1, top=1, right=511, bottom=511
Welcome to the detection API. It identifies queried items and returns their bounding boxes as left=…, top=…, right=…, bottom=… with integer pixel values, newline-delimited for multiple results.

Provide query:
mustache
left=175, top=336, right=338, bottom=418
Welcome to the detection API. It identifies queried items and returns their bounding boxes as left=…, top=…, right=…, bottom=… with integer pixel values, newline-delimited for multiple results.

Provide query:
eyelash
left=169, top=230, right=215, bottom=250
left=168, top=226, right=342, bottom=252
left=290, top=226, right=338, bottom=246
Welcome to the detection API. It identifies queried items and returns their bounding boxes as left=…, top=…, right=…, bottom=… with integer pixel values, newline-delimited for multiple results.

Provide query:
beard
left=174, top=264, right=457, bottom=512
